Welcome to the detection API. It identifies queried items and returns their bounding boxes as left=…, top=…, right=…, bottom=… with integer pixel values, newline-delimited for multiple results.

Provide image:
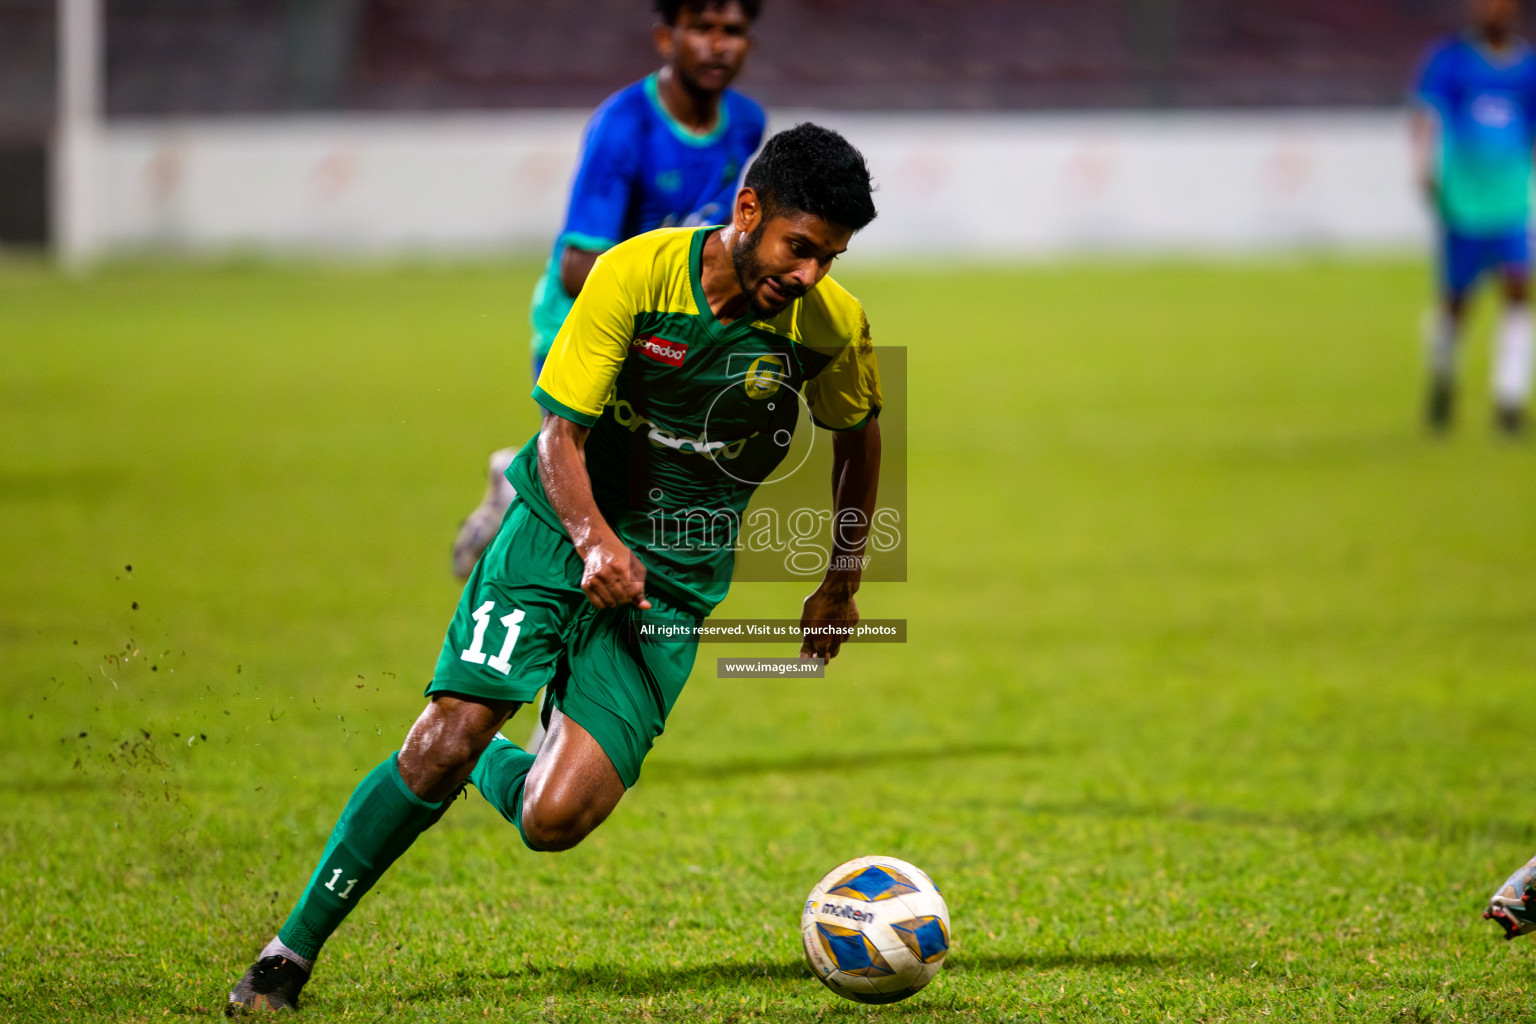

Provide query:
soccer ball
left=800, top=855, right=951, bottom=1004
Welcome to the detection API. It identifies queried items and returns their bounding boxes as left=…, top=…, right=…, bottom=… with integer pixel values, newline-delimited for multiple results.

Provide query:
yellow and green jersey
left=504, top=225, right=881, bottom=616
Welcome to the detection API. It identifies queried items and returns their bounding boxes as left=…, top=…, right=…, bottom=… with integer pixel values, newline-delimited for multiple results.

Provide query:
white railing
left=85, top=109, right=1430, bottom=258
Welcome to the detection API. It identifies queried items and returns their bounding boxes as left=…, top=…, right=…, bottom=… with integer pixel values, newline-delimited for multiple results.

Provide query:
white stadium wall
left=90, top=110, right=1429, bottom=259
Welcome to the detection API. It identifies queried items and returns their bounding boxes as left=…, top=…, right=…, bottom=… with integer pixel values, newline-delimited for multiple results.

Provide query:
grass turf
left=2, top=254, right=1535, bottom=1022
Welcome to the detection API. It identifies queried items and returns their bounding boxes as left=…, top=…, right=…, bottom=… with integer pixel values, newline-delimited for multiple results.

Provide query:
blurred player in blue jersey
left=1413, top=0, right=1536, bottom=435
left=452, top=0, right=766, bottom=579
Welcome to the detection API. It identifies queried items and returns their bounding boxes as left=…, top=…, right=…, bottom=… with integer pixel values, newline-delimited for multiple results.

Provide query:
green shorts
left=428, top=497, right=700, bottom=787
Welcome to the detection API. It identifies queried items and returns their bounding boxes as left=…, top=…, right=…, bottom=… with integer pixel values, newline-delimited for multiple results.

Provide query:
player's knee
left=427, top=734, right=480, bottom=777
left=400, top=731, right=481, bottom=797
left=519, top=792, right=603, bottom=852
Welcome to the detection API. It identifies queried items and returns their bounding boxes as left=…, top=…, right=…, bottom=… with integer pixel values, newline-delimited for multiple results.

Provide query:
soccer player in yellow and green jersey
left=512, top=220, right=879, bottom=617
left=451, top=0, right=766, bottom=580
left=227, top=124, right=883, bottom=1013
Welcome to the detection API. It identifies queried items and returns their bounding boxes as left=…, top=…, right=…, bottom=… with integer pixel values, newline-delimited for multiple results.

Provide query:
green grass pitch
left=3, top=254, right=1536, bottom=1022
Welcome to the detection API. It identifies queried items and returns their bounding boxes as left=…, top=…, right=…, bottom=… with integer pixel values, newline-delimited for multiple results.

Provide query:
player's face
left=1472, top=0, right=1521, bottom=35
left=731, top=209, right=853, bottom=319
left=657, top=2, right=754, bottom=94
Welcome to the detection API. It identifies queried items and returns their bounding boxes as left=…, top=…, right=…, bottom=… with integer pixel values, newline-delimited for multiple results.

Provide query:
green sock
left=277, top=752, right=442, bottom=960
left=470, top=734, right=538, bottom=849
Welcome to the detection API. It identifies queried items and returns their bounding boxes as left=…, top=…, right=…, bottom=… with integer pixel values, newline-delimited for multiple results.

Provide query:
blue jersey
left=529, top=74, right=766, bottom=363
left=1415, top=35, right=1536, bottom=234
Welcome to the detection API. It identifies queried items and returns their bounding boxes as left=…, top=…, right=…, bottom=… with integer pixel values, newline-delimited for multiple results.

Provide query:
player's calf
left=399, top=695, right=518, bottom=801
left=225, top=699, right=513, bottom=1016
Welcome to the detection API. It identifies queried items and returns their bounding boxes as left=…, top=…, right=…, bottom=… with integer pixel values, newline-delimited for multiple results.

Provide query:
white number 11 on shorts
left=460, top=600, right=525, bottom=675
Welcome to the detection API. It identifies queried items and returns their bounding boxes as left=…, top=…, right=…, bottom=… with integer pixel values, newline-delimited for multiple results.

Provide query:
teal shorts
left=428, top=497, right=700, bottom=787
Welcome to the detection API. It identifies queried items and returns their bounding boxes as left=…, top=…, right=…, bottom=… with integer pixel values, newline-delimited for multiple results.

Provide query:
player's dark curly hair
left=743, top=123, right=877, bottom=231
left=655, top=0, right=762, bottom=26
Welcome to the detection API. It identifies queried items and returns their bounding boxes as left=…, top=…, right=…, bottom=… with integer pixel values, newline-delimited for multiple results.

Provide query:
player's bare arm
left=800, top=419, right=881, bottom=662
left=557, top=246, right=602, bottom=297
left=1409, top=108, right=1439, bottom=204
left=536, top=410, right=651, bottom=610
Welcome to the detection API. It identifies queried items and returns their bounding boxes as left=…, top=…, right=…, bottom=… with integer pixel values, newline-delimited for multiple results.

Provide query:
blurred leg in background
left=1492, top=258, right=1532, bottom=435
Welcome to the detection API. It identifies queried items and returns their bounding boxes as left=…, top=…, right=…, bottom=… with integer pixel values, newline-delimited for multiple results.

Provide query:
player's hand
left=579, top=533, right=651, bottom=610
left=799, top=584, right=857, bottom=662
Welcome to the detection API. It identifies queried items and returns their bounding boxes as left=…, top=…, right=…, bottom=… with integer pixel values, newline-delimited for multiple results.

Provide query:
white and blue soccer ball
left=800, top=855, right=950, bottom=1004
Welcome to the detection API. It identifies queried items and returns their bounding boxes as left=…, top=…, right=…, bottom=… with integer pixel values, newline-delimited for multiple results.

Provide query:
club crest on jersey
left=632, top=333, right=688, bottom=367
left=743, top=354, right=786, bottom=399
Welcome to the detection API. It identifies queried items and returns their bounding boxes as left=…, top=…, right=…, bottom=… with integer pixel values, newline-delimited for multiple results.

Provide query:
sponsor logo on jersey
left=632, top=333, right=689, bottom=367
left=607, top=397, right=755, bottom=460
left=1472, top=92, right=1518, bottom=129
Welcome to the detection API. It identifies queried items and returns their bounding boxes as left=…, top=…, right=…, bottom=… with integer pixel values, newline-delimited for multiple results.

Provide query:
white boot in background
left=452, top=447, right=518, bottom=579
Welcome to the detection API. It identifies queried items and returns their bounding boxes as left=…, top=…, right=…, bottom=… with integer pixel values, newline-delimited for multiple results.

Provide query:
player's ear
left=652, top=21, right=675, bottom=61
left=734, top=187, right=761, bottom=232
